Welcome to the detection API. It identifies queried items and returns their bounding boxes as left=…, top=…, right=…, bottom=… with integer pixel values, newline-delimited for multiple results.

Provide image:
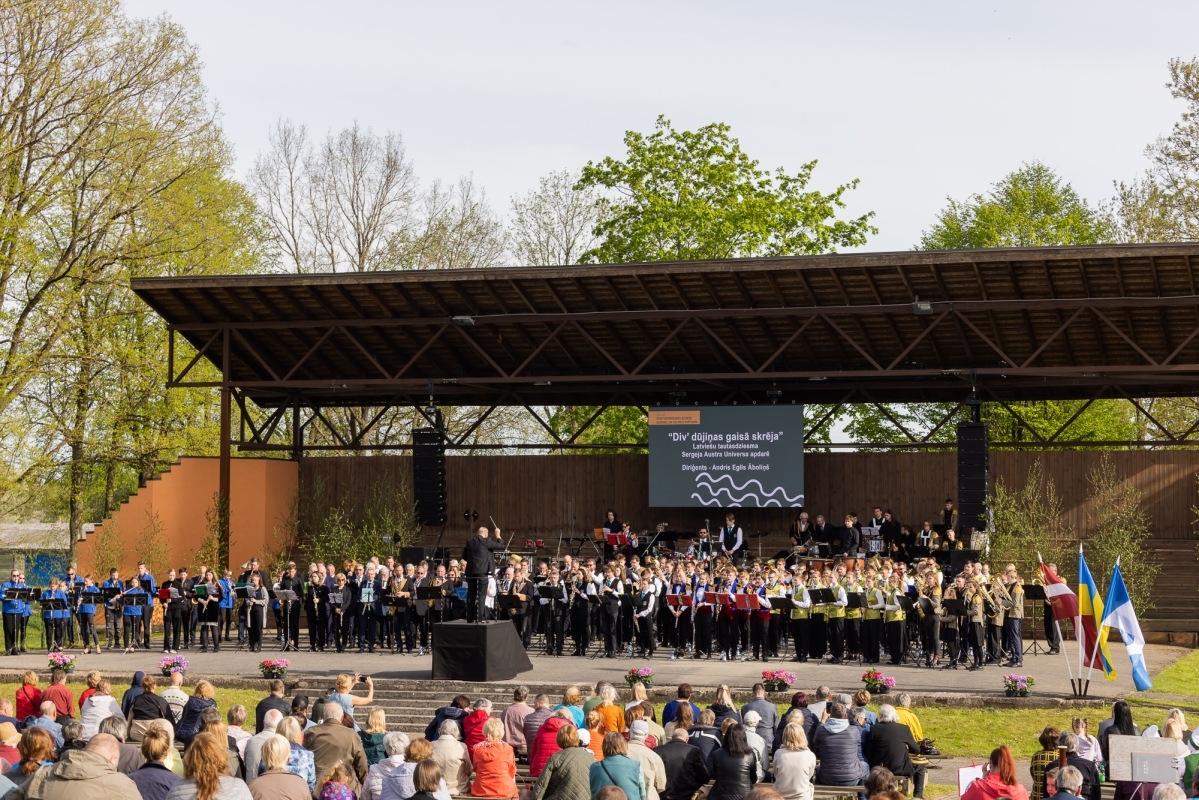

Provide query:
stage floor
left=0, top=638, right=1181, bottom=699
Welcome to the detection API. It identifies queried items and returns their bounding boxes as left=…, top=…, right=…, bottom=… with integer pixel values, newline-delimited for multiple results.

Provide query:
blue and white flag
left=1100, top=561, right=1153, bottom=691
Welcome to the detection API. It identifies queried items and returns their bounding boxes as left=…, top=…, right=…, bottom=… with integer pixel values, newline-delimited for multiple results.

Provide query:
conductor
left=463, top=525, right=504, bottom=623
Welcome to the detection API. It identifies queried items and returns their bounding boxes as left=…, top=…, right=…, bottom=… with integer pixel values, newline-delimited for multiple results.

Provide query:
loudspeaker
left=956, top=421, right=988, bottom=533
left=413, top=425, right=447, bottom=527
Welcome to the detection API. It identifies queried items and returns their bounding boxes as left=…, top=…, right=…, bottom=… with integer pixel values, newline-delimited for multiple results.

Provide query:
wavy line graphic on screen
left=690, top=473, right=803, bottom=507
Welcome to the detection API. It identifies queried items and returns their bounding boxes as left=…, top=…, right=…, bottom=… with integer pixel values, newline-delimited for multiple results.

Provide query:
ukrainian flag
left=1078, top=548, right=1115, bottom=679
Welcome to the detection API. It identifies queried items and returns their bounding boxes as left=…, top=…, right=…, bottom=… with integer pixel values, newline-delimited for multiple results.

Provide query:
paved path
left=0, top=636, right=1183, bottom=701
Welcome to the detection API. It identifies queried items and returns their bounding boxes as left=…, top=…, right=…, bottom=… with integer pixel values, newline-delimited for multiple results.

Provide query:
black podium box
left=432, top=620, right=533, bottom=682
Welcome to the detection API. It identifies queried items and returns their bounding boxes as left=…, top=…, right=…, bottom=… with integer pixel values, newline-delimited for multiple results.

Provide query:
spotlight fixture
left=451, top=315, right=475, bottom=327
left=912, top=297, right=933, bottom=315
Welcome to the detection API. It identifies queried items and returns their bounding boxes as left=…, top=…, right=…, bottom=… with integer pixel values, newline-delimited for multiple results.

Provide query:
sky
left=122, top=0, right=1199, bottom=253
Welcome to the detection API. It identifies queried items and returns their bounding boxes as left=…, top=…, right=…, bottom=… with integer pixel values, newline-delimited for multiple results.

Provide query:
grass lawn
left=1136, top=647, right=1199, bottom=698
left=0, top=680, right=263, bottom=732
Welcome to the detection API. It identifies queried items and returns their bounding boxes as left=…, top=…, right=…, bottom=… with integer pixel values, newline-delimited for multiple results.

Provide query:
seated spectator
left=129, top=675, right=175, bottom=742
left=409, top=759, right=446, bottom=800
left=554, top=686, right=586, bottom=728
left=198, top=706, right=245, bottom=781
left=0, top=722, right=20, bottom=766
left=589, top=732, right=645, bottom=800
left=42, top=668, right=76, bottom=721
left=120, top=672, right=145, bottom=717
left=893, top=694, right=924, bottom=743
left=529, top=722, right=595, bottom=800
left=228, top=706, right=253, bottom=758
left=165, top=731, right=252, bottom=800
left=80, top=678, right=123, bottom=739
left=867, top=705, right=925, bottom=800
left=961, top=745, right=1029, bottom=800
left=708, top=686, right=741, bottom=730
left=255, top=681, right=291, bottom=735
left=741, top=711, right=769, bottom=778
left=431, top=720, right=472, bottom=795
left=710, top=724, right=759, bottom=800
left=662, top=685, right=700, bottom=728
left=317, top=763, right=356, bottom=800
left=864, top=765, right=898, bottom=798
left=130, top=724, right=183, bottom=800
left=359, top=731, right=409, bottom=800
left=60, top=719, right=86, bottom=752
left=1030, top=726, right=1061, bottom=800
left=177, top=680, right=217, bottom=747
left=289, top=696, right=312, bottom=733
left=664, top=703, right=693, bottom=741
left=586, top=711, right=606, bottom=762
left=624, top=705, right=659, bottom=750
left=741, top=685, right=781, bottom=752
left=638, top=703, right=666, bottom=745
left=775, top=694, right=817, bottom=752
left=688, top=708, right=724, bottom=767
left=812, top=703, right=867, bottom=787
left=583, top=682, right=610, bottom=718
left=274, top=717, right=315, bottom=792
left=464, top=698, right=492, bottom=755
left=358, top=709, right=387, bottom=766
left=80, top=671, right=101, bottom=708
left=246, top=709, right=285, bottom=783
left=522, top=695, right=554, bottom=750
left=392, top=738, right=452, bottom=800
left=500, top=687, right=533, bottom=754
left=1071, top=719, right=1102, bottom=764
left=304, top=703, right=368, bottom=799
left=626, top=683, right=649, bottom=713
left=160, top=673, right=190, bottom=725
left=1059, top=732, right=1100, bottom=800
left=850, top=690, right=879, bottom=732
left=771, top=723, right=815, bottom=800
left=6, top=726, right=55, bottom=782
left=250, top=735, right=310, bottom=800
left=29, top=701, right=64, bottom=749
left=99, top=715, right=146, bottom=774
left=657, top=728, right=708, bottom=800
left=470, top=719, right=517, bottom=799
left=1052, top=766, right=1083, bottom=800
left=424, top=695, right=470, bottom=743
left=16, top=671, right=42, bottom=723
left=626, top=721, right=666, bottom=800
left=595, top=686, right=626, bottom=737
left=18, top=732, right=137, bottom=799
left=0, top=699, right=22, bottom=732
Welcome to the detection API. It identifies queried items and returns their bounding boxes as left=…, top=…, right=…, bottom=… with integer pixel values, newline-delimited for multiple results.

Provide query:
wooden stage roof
left=132, top=243, right=1199, bottom=409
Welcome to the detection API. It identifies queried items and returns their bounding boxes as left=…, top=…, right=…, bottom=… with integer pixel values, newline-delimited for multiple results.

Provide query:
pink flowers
left=159, top=655, right=189, bottom=674
left=260, top=658, right=290, bottom=677
left=861, top=670, right=896, bottom=692
left=625, top=667, right=654, bottom=686
left=48, top=651, right=75, bottom=671
left=1002, top=674, right=1035, bottom=694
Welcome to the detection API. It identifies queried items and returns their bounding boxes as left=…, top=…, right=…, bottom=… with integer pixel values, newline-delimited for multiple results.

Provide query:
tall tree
left=509, top=169, right=607, bottom=266
left=577, top=115, right=875, bottom=263
left=847, top=162, right=1131, bottom=446
left=1114, top=57, right=1199, bottom=242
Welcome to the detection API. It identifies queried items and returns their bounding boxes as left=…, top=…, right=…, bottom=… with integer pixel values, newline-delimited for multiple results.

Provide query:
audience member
left=249, top=735, right=310, bottom=800
left=470, top=718, right=517, bottom=799
left=741, top=685, right=781, bottom=752
left=29, top=701, right=64, bottom=748
left=129, top=675, right=175, bottom=741
left=657, top=728, right=708, bottom=800
left=868, top=705, right=926, bottom=800
left=662, top=685, right=701, bottom=729
left=359, top=731, right=408, bottom=800
left=589, top=732, right=645, bottom=800
left=893, top=694, right=924, bottom=743
left=245, top=709, right=284, bottom=784
left=0, top=722, right=20, bottom=766
left=688, top=708, right=724, bottom=767
left=500, top=687, right=533, bottom=754
left=408, top=759, right=446, bottom=800
left=305, top=703, right=367, bottom=798
left=59, top=719, right=86, bottom=751
left=42, top=669, right=76, bottom=721
left=177, top=681, right=217, bottom=747
left=554, top=687, right=586, bottom=728
left=160, top=674, right=190, bottom=725
left=228, top=706, right=253, bottom=757
left=255, top=682, right=291, bottom=735
left=16, top=672, right=42, bottom=722
left=1030, top=726, right=1061, bottom=800
left=529, top=710, right=572, bottom=778
left=357, top=709, right=387, bottom=766
left=812, top=703, right=867, bottom=787
left=1059, top=732, right=1100, bottom=800
left=710, top=724, right=760, bottom=800
left=961, top=746, right=1029, bottom=800
left=274, top=717, right=316, bottom=792
left=120, top=672, right=145, bottom=717
left=130, top=724, right=183, bottom=800
left=431, top=720, right=471, bottom=796
left=80, top=679, right=122, bottom=739
left=626, top=720, right=666, bottom=800
left=1051, top=766, right=1083, bottom=800
left=18, top=733, right=137, bottom=800
left=464, top=698, right=493, bottom=754
left=523, top=695, right=554, bottom=748
left=529, top=723, right=595, bottom=800
left=424, top=695, right=470, bottom=743
left=164, top=731, right=253, bottom=800
left=771, top=723, right=816, bottom=800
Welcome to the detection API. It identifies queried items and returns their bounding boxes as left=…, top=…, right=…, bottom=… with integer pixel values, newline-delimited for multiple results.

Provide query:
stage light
left=451, top=315, right=475, bottom=327
left=912, top=299, right=933, bottom=315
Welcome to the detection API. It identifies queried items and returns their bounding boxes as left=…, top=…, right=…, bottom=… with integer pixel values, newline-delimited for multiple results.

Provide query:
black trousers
left=45, top=617, right=64, bottom=650
left=789, top=617, right=809, bottom=662
left=750, top=615, right=768, bottom=659
left=634, top=616, right=653, bottom=655
left=123, top=615, right=143, bottom=648
left=885, top=619, right=904, bottom=665
left=78, top=612, right=98, bottom=647
left=968, top=622, right=985, bottom=667
left=827, top=616, right=845, bottom=661
left=571, top=602, right=591, bottom=654
left=2, top=612, right=19, bottom=653
left=601, top=606, right=620, bottom=654
left=861, top=617, right=882, bottom=663
left=942, top=625, right=959, bottom=662
left=165, top=607, right=183, bottom=651
left=1043, top=604, right=1060, bottom=649
left=808, top=615, right=826, bottom=659
left=919, top=614, right=940, bottom=664
left=306, top=603, right=326, bottom=650
left=844, top=617, right=860, bottom=657
left=545, top=609, right=566, bottom=654
left=465, top=576, right=488, bottom=623
left=987, top=622, right=1004, bottom=662
left=694, top=611, right=713, bottom=657
left=331, top=611, right=345, bottom=651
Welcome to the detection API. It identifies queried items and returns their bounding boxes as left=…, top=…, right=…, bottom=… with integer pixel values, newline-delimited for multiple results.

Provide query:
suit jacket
left=657, top=739, right=710, bottom=800
left=304, top=721, right=369, bottom=800
left=867, top=720, right=919, bottom=777
left=1066, top=754, right=1100, bottom=800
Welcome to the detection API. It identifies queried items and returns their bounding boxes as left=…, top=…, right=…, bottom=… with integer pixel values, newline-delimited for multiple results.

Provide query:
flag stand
left=1069, top=677, right=1091, bottom=698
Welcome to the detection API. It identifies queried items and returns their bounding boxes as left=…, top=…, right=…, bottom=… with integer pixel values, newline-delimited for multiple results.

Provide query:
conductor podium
left=432, top=620, right=533, bottom=682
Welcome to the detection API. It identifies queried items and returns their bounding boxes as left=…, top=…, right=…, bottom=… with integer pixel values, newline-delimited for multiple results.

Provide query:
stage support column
left=219, top=328, right=231, bottom=570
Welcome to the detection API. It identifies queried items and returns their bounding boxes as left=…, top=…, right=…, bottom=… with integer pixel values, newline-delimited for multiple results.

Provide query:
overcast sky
left=124, top=0, right=1199, bottom=253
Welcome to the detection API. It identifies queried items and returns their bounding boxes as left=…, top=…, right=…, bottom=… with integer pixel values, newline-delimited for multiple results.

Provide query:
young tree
left=988, top=459, right=1072, bottom=579
left=1084, top=455, right=1158, bottom=613
left=577, top=115, right=874, bottom=263
left=509, top=169, right=608, bottom=266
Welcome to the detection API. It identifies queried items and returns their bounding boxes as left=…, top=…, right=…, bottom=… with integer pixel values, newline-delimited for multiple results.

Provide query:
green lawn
left=0, top=681, right=263, bottom=732
left=1136, top=647, right=1199, bottom=698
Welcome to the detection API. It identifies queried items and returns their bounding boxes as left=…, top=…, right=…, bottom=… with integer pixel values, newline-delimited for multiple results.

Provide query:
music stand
left=272, top=589, right=299, bottom=651
left=846, top=593, right=865, bottom=610
left=415, top=586, right=442, bottom=605
left=122, top=593, right=149, bottom=653
left=808, top=588, right=836, bottom=605
left=665, top=594, right=693, bottom=610
left=941, top=598, right=966, bottom=616
left=496, top=594, right=522, bottom=618
left=1022, top=584, right=1050, bottom=656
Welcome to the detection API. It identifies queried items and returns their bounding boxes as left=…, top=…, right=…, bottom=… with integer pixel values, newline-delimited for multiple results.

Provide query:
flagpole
left=1077, top=545, right=1085, bottom=692
left=1038, top=552, right=1077, bottom=693
left=1083, top=553, right=1112, bottom=689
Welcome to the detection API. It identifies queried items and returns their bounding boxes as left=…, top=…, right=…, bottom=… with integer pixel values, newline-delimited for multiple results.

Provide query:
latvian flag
left=1039, top=561, right=1079, bottom=621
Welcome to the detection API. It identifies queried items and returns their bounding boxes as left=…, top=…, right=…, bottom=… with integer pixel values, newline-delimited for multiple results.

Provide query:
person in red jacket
left=464, top=698, right=493, bottom=755
left=962, top=746, right=1030, bottom=800
left=528, top=711, right=573, bottom=778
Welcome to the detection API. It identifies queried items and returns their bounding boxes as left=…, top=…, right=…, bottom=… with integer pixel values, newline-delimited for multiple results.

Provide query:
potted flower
left=762, top=669, right=797, bottom=693
left=862, top=669, right=896, bottom=694
left=48, top=651, right=76, bottom=673
left=159, top=655, right=189, bottom=677
left=1002, top=674, right=1035, bottom=697
left=259, top=658, right=290, bottom=679
left=625, top=667, right=654, bottom=688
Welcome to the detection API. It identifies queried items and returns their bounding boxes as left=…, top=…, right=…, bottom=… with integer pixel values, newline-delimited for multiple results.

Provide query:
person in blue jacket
left=101, top=568, right=123, bottom=650
left=134, top=562, right=156, bottom=650
left=123, top=576, right=148, bottom=653
left=1, top=568, right=27, bottom=656
left=18, top=571, right=30, bottom=653
left=77, top=575, right=101, bottom=653
left=218, top=569, right=235, bottom=643
left=40, top=578, right=69, bottom=652
left=62, top=566, right=85, bottom=648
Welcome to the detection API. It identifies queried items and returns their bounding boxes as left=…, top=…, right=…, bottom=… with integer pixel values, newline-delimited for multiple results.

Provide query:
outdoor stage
left=1, top=638, right=1176, bottom=700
